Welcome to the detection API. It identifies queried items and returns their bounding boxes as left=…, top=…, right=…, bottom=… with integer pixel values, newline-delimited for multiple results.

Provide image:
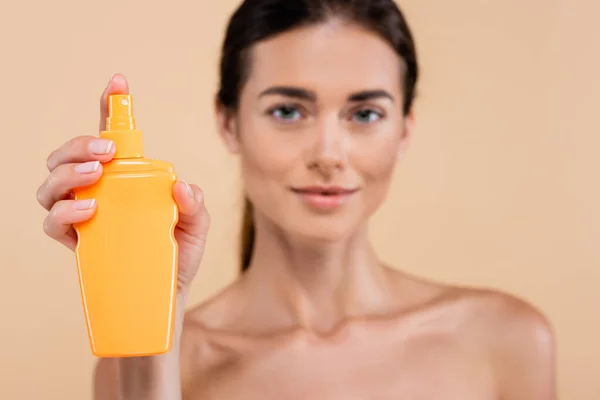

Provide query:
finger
left=43, top=199, right=97, bottom=250
left=99, top=73, right=129, bottom=131
left=37, top=161, right=103, bottom=211
left=173, top=181, right=210, bottom=240
left=46, top=136, right=115, bottom=172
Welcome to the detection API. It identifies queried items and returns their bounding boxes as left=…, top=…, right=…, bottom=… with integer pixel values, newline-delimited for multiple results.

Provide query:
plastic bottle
left=73, top=94, right=179, bottom=357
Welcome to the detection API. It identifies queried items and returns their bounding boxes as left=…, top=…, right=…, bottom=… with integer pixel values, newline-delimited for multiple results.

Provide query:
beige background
left=0, top=0, right=597, bottom=398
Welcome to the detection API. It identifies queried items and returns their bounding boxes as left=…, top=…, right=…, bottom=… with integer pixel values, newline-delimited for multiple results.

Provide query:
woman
left=37, top=0, right=556, bottom=398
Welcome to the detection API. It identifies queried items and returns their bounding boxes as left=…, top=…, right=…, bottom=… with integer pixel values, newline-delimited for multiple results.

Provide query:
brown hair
left=240, top=197, right=255, bottom=272
left=216, top=0, right=419, bottom=273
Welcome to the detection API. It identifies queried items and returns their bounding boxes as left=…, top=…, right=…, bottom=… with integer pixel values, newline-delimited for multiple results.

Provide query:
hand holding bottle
left=36, top=73, right=210, bottom=332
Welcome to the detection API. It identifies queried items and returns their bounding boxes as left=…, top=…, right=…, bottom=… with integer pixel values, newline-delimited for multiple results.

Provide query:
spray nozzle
left=106, top=94, right=137, bottom=131
left=101, top=94, right=144, bottom=159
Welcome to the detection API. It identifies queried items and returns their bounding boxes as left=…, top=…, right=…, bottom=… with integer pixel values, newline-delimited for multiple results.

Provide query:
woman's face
left=218, top=20, right=413, bottom=242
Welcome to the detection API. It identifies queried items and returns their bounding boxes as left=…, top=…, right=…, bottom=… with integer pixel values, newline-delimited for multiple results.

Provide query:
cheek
left=237, top=119, right=302, bottom=201
left=355, top=125, right=401, bottom=178
left=351, top=131, right=401, bottom=207
left=362, top=143, right=398, bottom=179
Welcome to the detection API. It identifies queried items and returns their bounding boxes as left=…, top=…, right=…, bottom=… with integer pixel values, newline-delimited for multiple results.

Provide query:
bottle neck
left=106, top=115, right=136, bottom=131
left=100, top=129, right=144, bottom=159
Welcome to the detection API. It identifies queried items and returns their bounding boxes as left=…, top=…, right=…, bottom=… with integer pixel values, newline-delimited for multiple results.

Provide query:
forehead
left=245, top=21, right=403, bottom=97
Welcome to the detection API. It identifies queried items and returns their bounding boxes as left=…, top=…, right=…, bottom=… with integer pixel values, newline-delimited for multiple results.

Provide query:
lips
left=289, top=185, right=359, bottom=210
left=290, top=186, right=359, bottom=196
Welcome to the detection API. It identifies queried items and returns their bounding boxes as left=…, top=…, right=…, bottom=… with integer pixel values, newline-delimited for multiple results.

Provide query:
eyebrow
left=258, top=86, right=395, bottom=103
left=348, top=90, right=394, bottom=103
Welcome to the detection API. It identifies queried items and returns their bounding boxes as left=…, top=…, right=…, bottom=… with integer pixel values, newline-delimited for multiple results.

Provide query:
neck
left=243, top=214, right=394, bottom=334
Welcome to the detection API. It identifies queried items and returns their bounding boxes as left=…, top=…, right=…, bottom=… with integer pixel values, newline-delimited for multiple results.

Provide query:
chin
left=284, top=215, right=362, bottom=244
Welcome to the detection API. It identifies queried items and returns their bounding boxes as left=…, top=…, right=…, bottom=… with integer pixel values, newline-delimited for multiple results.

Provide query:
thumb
left=99, top=73, right=130, bottom=131
left=173, top=181, right=210, bottom=242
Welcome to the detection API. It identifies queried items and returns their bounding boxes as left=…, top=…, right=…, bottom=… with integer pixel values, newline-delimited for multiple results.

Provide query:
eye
left=268, top=105, right=303, bottom=123
left=351, top=108, right=383, bottom=124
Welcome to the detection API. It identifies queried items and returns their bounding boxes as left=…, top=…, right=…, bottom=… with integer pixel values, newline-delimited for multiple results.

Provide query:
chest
left=184, top=333, right=497, bottom=400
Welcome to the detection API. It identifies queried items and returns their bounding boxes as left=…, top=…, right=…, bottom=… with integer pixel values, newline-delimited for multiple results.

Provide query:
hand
left=36, top=73, right=210, bottom=298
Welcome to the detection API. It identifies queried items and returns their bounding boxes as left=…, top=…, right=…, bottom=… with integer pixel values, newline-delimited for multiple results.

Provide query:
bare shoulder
left=441, top=286, right=556, bottom=399
left=460, top=287, right=554, bottom=354
left=390, top=269, right=553, bottom=337
left=433, top=285, right=554, bottom=354
left=449, top=286, right=554, bottom=338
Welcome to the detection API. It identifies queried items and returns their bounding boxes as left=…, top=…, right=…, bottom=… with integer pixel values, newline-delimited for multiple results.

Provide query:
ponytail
left=240, top=197, right=255, bottom=273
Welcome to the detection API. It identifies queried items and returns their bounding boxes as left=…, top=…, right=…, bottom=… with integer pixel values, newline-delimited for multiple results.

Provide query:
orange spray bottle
left=73, top=94, right=179, bottom=357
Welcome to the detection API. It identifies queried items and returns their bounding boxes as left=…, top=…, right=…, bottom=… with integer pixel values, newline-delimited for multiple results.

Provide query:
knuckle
left=48, top=163, right=76, bottom=189
left=79, top=134, right=96, bottom=143
left=45, top=169, right=62, bottom=192
left=37, top=179, right=55, bottom=211
left=42, top=214, right=55, bottom=237
left=36, top=185, right=45, bottom=206
left=70, top=135, right=90, bottom=153
left=43, top=202, right=67, bottom=238
left=68, top=135, right=93, bottom=156
left=200, top=210, right=211, bottom=233
left=46, top=151, right=57, bottom=171
left=46, top=135, right=89, bottom=172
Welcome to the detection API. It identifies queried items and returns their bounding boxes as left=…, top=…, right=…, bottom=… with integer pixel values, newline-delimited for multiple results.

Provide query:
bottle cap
left=101, top=94, right=144, bottom=159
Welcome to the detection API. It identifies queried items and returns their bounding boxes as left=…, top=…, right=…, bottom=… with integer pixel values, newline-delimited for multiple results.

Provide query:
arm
left=94, top=294, right=188, bottom=400
left=491, top=297, right=557, bottom=400
left=94, top=347, right=182, bottom=400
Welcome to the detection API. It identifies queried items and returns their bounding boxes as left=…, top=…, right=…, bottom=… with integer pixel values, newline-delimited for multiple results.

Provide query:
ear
left=397, top=110, right=415, bottom=160
left=214, top=96, right=241, bottom=154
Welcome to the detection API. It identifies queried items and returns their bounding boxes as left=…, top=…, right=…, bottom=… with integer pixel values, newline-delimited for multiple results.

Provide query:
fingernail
left=184, top=182, right=194, bottom=199
left=75, top=161, right=100, bottom=174
left=75, top=199, right=96, bottom=210
left=89, top=139, right=113, bottom=155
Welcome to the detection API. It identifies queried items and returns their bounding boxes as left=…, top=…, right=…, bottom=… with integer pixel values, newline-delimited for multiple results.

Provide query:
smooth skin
left=38, top=21, right=556, bottom=400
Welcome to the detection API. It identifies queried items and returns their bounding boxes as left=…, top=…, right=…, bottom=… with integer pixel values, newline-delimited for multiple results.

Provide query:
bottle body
left=73, top=158, right=178, bottom=357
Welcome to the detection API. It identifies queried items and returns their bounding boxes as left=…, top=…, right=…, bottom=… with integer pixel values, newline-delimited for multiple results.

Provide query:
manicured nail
left=75, top=161, right=100, bottom=174
left=184, top=182, right=194, bottom=199
left=75, top=199, right=96, bottom=210
left=89, top=139, right=113, bottom=155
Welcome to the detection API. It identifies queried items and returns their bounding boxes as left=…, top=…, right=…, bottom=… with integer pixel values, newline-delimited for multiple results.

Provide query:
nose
left=305, top=122, right=346, bottom=179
